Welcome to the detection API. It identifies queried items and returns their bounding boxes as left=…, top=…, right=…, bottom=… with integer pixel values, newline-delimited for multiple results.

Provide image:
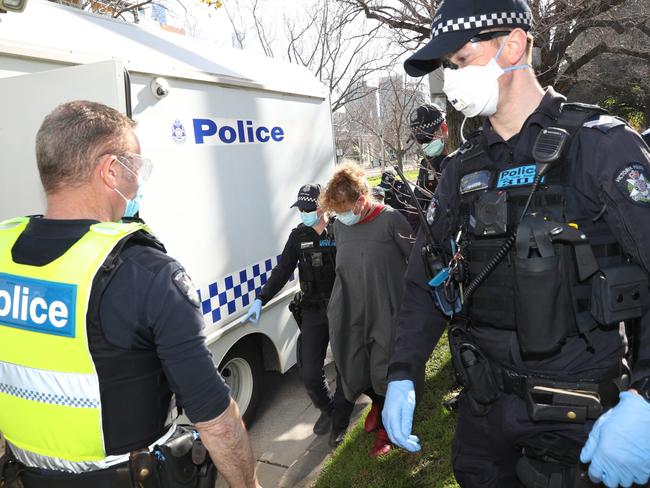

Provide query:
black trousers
left=452, top=392, right=594, bottom=488
left=298, top=305, right=354, bottom=430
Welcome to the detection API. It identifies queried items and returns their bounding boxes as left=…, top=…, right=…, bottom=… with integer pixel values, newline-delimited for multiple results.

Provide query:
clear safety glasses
left=115, top=153, right=153, bottom=183
left=442, top=30, right=511, bottom=70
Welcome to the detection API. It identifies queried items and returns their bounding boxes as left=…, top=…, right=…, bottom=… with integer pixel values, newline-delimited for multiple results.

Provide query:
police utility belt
left=447, top=323, right=624, bottom=423
left=0, top=425, right=216, bottom=488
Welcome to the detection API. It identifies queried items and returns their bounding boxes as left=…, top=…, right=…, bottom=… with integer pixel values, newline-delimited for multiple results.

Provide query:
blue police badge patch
left=496, top=165, right=537, bottom=188
left=615, top=163, right=650, bottom=206
left=172, top=120, right=186, bottom=144
left=426, top=194, right=439, bottom=225
left=460, top=170, right=491, bottom=194
left=172, top=269, right=200, bottom=308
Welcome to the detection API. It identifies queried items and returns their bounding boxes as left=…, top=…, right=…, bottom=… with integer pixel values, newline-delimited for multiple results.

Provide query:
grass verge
left=314, top=333, right=460, bottom=488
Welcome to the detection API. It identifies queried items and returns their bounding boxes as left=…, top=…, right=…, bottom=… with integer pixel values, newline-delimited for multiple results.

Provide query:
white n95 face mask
left=442, top=42, right=529, bottom=118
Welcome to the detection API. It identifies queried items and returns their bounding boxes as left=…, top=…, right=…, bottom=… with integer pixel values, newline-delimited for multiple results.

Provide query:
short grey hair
left=35, top=100, right=135, bottom=193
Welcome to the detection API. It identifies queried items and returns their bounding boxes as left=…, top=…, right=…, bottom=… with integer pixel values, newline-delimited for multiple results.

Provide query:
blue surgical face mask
left=300, top=210, right=319, bottom=227
left=337, top=210, right=361, bottom=226
left=114, top=157, right=146, bottom=219
left=422, top=138, right=444, bottom=157
left=115, top=183, right=143, bottom=218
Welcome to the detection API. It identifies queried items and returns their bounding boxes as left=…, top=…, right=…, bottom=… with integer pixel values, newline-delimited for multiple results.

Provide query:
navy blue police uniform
left=257, top=221, right=354, bottom=433
left=388, top=87, right=650, bottom=486
left=10, top=218, right=231, bottom=457
left=409, top=105, right=447, bottom=232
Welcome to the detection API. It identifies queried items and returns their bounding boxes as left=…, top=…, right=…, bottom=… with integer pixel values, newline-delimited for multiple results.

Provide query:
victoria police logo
left=615, top=163, right=650, bottom=206
left=172, top=120, right=186, bottom=144
left=172, top=269, right=200, bottom=308
left=426, top=194, right=439, bottom=225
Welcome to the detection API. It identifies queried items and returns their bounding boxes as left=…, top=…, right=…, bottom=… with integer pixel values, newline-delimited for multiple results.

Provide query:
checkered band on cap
left=298, top=196, right=318, bottom=204
left=413, top=115, right=445, bottom=132
left=431, top=11, right=532, bottom=38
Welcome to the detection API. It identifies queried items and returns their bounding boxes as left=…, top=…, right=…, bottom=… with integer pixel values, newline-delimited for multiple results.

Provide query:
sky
left=145, top=0, right=431, bottom=99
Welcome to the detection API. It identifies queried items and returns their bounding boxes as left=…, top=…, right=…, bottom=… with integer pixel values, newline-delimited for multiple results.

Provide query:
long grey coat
left=327, top=206, right=414, bottom=401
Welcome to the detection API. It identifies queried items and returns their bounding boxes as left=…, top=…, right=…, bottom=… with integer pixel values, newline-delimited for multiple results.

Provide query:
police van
left=0, top=0, right=336, bottom=424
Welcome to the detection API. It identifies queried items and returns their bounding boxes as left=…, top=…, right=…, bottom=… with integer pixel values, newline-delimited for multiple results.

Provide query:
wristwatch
left=630, top=376, right=650, bottom=404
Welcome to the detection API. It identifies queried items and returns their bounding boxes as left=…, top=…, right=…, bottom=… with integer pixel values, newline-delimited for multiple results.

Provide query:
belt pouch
left=513, top=216, right=574, bottom=356
left=155, top=429, right=197, bottom=488
left=525, top=381, right=603, bottom=423
left=590, top=264, right=648, bottom=325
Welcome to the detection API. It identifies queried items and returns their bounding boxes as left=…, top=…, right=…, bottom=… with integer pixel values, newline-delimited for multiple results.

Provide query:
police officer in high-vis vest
left=243, top=184, right=354, bottom=448
left=382, top=1, right=650, bottom=487
left=0, top=101, right=261, bottom=488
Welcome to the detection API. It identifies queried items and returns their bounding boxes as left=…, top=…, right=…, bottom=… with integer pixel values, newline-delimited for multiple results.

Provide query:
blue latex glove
left=243, top=299, right=262, bottom=324
left=580, top=391, right=650, bottom=487
left=382, top=379, right=421, bottom=452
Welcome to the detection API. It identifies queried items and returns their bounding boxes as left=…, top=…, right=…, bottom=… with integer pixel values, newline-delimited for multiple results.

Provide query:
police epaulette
left=129, top=229, right=166, bottom=253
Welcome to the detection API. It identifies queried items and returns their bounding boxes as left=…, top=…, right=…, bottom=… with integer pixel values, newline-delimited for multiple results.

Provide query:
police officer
left=0, top=101, right=260, bottom=488
left=409, top=104, right=450, bottom=231
left=243, top=184, right=354, bottom=447
left=381, top=1, right=650, bottom=487
left=378, top=169, right=412, bottom=219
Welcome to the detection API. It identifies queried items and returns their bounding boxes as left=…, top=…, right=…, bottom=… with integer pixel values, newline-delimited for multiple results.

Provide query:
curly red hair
left=319, top=163, right=370, bottom=213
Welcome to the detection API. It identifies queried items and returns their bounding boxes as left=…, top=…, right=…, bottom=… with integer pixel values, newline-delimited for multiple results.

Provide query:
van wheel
left=219, top=343, right=262, bottom=426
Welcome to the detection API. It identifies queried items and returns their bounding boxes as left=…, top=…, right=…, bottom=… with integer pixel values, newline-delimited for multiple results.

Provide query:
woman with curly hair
left=320, top=163, right=414, bottom=457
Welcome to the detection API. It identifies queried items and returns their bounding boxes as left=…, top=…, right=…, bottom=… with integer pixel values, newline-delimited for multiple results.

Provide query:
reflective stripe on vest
left=0, top=217, right=145, bottom=467
left=7, top=424, right=177, bottom=473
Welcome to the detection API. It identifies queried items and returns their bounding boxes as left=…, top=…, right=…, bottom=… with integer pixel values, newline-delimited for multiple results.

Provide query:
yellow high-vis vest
left=0, top=217, right=146, bottom=470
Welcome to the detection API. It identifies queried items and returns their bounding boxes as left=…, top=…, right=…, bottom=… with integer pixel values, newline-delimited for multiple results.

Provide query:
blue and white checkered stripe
left=197, top=255, right=296, bottom=325
left=432, top=11, right=532, bottom=38
left=0, top=360, right=100, bottom=409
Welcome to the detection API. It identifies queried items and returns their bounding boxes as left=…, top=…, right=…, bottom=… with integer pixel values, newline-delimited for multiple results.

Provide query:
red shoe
left=364, top=403, right=380, bottom=433
left=369, top=428, right=392, bottom=457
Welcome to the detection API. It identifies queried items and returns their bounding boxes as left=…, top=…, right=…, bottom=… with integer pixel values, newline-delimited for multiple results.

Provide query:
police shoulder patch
left=614, top=163, right=650, bottom=206
left=426, top=194, right=439, bottom=225
left=172, top=269, right=200, bottom=308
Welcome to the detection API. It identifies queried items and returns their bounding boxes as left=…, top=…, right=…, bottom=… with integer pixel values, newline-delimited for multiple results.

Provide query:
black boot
left=328, top=425, right=347, bottom=448
left=313, top=408, right=332, bottom=435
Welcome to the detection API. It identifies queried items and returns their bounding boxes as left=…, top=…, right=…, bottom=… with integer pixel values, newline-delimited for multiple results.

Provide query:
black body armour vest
left=457, top=104, right=625, bottom=342
left=87, top=230, right=173, bottom=454
left=295, top=224, right=336, bottom=304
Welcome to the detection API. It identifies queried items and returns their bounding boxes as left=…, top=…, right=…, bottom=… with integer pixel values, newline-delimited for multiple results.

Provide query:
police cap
left=404, top=0, right=533, bottom=77
left=381, top=170, right=396, bottom=186
left=410, top=104, right=445, bottom=144
left=291, top=183, right=321, bottom=212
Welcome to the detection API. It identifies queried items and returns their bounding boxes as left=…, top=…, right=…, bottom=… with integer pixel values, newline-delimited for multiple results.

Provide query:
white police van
left=0, top=0, right=337, bottom=424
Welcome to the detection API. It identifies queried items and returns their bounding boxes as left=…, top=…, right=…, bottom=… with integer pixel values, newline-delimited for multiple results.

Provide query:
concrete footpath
left=217, top=362, right=370, bottom=488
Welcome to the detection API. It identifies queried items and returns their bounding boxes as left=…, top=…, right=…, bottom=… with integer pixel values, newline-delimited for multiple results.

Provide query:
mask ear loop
left=459, top=116, right=469, bottom=144
left=495, top=37, right=530, bottom=72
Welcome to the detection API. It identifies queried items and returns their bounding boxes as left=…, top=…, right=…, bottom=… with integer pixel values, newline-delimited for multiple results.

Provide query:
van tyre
left=219, top=343, right=262, bottom=426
